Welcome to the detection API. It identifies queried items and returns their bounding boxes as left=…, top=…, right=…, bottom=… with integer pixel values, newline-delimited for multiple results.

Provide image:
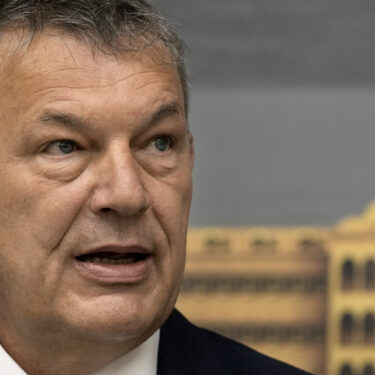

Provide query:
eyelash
left=41, top=139, right=80, bottom=154
left=42, top=134, right=176, bottom=156
left=151, top=135, right=176, bottom=152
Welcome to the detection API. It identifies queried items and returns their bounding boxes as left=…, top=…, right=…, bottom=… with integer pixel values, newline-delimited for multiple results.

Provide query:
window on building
left=299, top=238, right=324, bottom=254
left=340, top=364, right=352, bottom=375
left=342, top=260, right=355, bottom=290
left=251, top=238, right=276, bottom=253
left=205, top=237, right=229, bottom=253
left=365, top=260, right=375, bottom=289
left=341, top=313, right=354, bottom=344
left=363, top=365, right=374, bottom=375
left=364, top=314, right=375, bottom=344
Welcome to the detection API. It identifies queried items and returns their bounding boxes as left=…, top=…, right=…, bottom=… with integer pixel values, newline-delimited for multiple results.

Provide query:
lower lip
left=73, top=256, right=152, bottom=283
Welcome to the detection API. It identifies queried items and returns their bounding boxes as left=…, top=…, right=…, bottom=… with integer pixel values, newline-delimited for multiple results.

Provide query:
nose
left=89, top=146, right=150, bottom=217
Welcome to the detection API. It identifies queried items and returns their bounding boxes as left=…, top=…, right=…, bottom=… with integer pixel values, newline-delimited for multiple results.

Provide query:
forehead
left=0, top=29, right=183, bottom=105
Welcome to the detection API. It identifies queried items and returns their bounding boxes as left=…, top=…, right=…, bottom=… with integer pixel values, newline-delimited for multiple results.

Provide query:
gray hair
left=0, top=0, right=189, bottom=112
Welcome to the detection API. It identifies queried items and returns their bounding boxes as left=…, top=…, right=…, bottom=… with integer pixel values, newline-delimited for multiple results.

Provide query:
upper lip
left=75, top=244, right=152, bottom=257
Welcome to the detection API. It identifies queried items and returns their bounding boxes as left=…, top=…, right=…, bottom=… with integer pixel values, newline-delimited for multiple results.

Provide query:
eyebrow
left=37, top=103, right=182, bottom=131
left=38, top=111, right=89, bottom=131
left=150, top=103, right=181, bottom=124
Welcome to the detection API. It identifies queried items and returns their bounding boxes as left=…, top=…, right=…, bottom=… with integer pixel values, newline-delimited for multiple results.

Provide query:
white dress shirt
left=0, top=329, right=160, bottom=375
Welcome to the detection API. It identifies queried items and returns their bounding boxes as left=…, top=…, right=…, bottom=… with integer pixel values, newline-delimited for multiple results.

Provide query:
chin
left=59, top=293, right=174, bottom=343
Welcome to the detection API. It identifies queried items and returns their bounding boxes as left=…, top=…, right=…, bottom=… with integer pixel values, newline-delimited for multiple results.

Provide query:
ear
left=188, top=130, right=195, bottom=169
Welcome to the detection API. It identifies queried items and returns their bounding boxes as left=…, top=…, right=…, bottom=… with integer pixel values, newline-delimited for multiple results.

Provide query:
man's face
left=0, top=32, right=193, bottom=345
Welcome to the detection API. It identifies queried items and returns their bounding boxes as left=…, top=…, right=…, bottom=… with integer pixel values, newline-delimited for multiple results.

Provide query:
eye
left=44, top=139, right=80, bottom=155
left=152, top=135, right=174, bottom=152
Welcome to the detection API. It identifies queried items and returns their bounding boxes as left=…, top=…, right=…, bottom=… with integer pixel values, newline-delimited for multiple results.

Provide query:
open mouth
left=76, top=252, right=149, bottom=265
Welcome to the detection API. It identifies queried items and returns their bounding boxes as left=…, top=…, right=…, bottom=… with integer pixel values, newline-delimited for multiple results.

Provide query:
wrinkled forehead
left=0, top=27, right=186, bottom=139
left=0, top=28, right=181, bottom=94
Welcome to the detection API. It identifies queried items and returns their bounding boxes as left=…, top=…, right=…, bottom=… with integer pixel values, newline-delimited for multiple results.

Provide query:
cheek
left=29, top=182, right=92, bottom=250
left=0, top=166, right=36, bottom=250
left=148, top=172, right=192, bottom=264
left=0, top=163, right=90, bottom=253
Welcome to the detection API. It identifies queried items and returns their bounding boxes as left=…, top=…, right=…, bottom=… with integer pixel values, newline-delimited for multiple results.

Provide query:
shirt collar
left=0, top=345, right=27, bottom=375
left=0, top=329, right=160, bottom=375
left=94, top=329, right=160, bottom=375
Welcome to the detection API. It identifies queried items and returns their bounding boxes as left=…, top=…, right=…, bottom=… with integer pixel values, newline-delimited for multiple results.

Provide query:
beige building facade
left=176, top=203, right=375, bottom=375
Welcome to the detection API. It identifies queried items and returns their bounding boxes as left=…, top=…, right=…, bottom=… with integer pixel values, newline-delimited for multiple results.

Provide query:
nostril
left=101, top=208, right=112, bottom=213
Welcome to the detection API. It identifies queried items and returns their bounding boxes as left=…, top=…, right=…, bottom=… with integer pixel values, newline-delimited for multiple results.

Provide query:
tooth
left=81, top=256, right=143, bottom=264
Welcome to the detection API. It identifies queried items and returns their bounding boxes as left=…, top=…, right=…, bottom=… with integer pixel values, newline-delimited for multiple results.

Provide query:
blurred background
left=153, top=1, right=375, bottom=374
left=156, top=0, right=375, bottom=227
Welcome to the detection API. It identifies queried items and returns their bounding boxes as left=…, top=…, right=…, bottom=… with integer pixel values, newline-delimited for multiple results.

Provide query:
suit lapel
left=157, top=310, right=230, bottom=375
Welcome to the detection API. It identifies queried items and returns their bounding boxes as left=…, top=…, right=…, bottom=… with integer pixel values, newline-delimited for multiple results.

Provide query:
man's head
left=0, top=1, right=193, bottom=373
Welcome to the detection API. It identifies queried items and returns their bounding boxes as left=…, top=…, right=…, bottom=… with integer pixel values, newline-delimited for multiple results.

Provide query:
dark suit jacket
left=157, top=309, right=312, bottom=375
